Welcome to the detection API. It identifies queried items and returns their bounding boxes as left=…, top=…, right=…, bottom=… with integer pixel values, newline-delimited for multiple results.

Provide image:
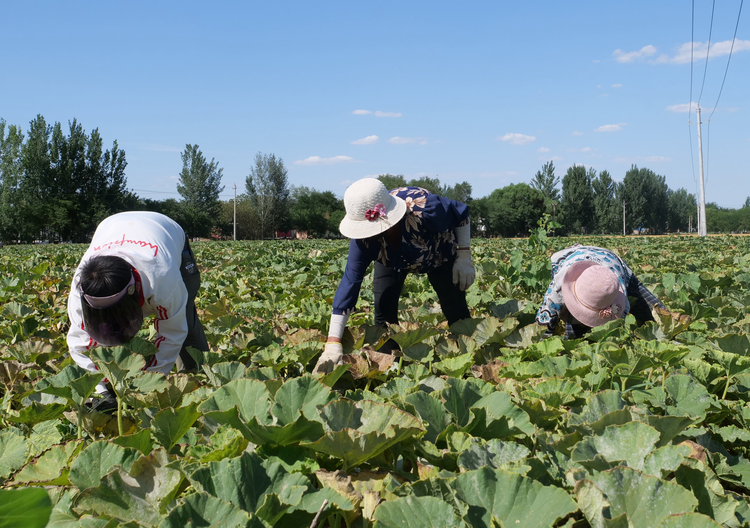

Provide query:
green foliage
left=246, top=152, right=290, bottom=239
left=561, top=164, right=594, bottom=234
left=177, top=144, right=225, bottom=237
left=484, top=182, right=546, bottom=237
left=1, top=115, right=128, bottom=243
left=0, top=237, right=750, bottom=526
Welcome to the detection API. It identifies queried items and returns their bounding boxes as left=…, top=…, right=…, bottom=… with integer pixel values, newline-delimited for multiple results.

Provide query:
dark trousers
left=373, top=260, right=471, bottom=330
left=177, top=237, right=209, bottom=370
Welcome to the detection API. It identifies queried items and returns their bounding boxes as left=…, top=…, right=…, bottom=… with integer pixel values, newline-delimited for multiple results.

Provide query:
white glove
left=312, top=342, right=344, bottom=375
left=452, top=251, right=475, bottom=291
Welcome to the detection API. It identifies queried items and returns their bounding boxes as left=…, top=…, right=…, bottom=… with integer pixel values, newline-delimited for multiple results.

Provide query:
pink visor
left=82, top=273, right=136, bottom=309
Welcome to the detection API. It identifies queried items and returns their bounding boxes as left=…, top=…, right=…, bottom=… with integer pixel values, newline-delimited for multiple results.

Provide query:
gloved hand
left=452, top=250, right=475, bottom=291
left=312, top=342, right=344, bottom=375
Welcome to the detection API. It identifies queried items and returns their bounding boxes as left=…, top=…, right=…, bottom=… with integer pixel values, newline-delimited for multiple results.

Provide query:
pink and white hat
left=561, top=261, right=627, bottom=328
left=339, top=178, right=407, bottom=239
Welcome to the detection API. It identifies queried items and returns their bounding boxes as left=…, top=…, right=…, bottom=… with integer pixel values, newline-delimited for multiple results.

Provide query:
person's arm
left=143, top=283, right=189, bottom=376
left=626, top=275, right=665, bottom=325
left=313, top=240, right=373, bottom=374
left=452, top=218, right=475, bottom=290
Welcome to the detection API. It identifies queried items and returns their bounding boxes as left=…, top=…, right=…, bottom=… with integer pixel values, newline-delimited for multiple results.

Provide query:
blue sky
left=2, top=1, right=748, bottom=207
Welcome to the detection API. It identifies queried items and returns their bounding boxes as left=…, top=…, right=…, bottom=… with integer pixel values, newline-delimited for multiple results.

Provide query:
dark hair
left=80, top=255, right=132, bottom=296
left=79, top=255, right=144, bottom=346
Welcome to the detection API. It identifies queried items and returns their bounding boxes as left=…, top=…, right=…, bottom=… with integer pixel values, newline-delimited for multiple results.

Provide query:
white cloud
left=351, top=135, right=379, bottom=145
left=595, top=123, right=626, bottom=132
left=499, top=133, right=536, bottom=145
left=654, top=39, right=750, bottom=64
left=666, top=102, right=697, bottom=113
left=548, top=156, right=563, bottom=161
left=537, top=147, right=550, bottom=153
left=374, top=111, right=402, bottom=118
left=581, top=147, right=593, bottom=152
left=294, top=155, right=356, bottom=166
left=352, top=109, right=372, bottom=115
left=644, top=156, right=671, bottom=162
left=613, top=45, right=657, bottom=63
left=612, top=83, right=623, bottom=88
left=388, top=137, right=428, bottom=145
left=573, top=131, right=583, bottom=136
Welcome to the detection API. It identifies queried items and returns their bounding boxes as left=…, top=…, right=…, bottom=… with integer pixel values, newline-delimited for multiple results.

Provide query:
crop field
left=2, top=231, right=750, bottom=527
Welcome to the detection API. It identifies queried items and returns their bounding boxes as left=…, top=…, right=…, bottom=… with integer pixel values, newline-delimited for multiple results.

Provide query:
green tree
left=592, top=170, right=620, bottom=234
left=560, top=164, right=594, bottom=234
left=290, top=186, right=344, bottom=237
left=485, top=183, right=546, bottom=237
left=530, top=161, right=560, bottom=201
left=408, top=176, right=442, bottom=195
left=378, top=174, right=407, bottom=190
left=0, top=120, right=24, bottom=243
left=667, top=188, right=696, bottom=233
left=177, top=144, right=224, bottom=238
left=470, top=196, right=490, bottom=237
left=442, top=181, right=473, bottom=203
left=621, top=165, right=669, bottom=234
left=246, top=152, right=290, bottom=239
left=217, top=195, right=260, bottom=240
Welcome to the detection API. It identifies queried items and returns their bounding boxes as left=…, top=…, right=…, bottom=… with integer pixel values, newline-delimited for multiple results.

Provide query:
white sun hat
left=339, top=178, right=407, bottom=239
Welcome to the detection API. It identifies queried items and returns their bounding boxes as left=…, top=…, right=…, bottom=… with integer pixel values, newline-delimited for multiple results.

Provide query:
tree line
left=2, top=115, right=748, bottom=243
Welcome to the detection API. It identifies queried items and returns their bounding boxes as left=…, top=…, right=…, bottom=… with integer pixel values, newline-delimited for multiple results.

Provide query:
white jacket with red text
left=67, top=212, right=189, bottom=377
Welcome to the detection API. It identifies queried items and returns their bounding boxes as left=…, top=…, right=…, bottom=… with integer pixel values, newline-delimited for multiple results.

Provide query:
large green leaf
left=75, top=449, right=183, bottom=526
left=34, top=364, right=104, bottom=406
left=9, top=440, right=82, bottom=486
left=373, top=495, right=463, bottom=528
left=197, top=378, right=271, bottom=423
left=405, top=391, right=452, bottom=444
left=270, top=376, right=336, bottom=423
left=571, top=422, right=660, bottom=471
left=157, top=492, right=268, bottom=528
left=457, top=439, right=530, bottom=471
left=451, top=466, right=577, bottom=528
left=442, top=377, right=495, bottom=427
left=0, top=428, right=28, bottom=479
left=587, top=467, right=698, bottom=526
left=658, top=513, right=723, bottom=527
left=674, top=461, right=740, bottom=526
left=304, top=399, right=424, bottom=469
left=188, top=452, right=307, bottom=522
left=664, top=374, right=715, bottom=419
left=68, top=440, right=142, bottom=490
left=469, top=391, right=535, bottom=438
left=0, top=488, right=52, bottom=528
left=150, top=402, right=202, bottom=450
left=4, top=401, right=67, bottom=425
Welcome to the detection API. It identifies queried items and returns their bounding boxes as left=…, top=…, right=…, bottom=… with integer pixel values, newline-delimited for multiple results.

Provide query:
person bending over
left=313, top=178, right=475, bottom=374
left=67, top=211, right=209, bottom=412
left=536, top=244, right=665, bottom=339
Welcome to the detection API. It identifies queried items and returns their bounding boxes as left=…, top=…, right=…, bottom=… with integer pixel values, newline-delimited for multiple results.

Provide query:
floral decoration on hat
left=365, top=203, right=387, bottom=221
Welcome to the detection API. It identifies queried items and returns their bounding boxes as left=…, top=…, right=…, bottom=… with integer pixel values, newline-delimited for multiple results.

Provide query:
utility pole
left=622, top=200, right=626, bottom=236
left=696, top=104, right=707, bottom=237
left=233, top=183, right=237, bottom=241
left=689, top=215, right=692, bottom=233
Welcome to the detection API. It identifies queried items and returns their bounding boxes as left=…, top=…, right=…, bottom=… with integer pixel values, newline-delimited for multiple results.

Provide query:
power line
left=687, top=0, right=697, bottom=188
left=697, top=0, right=717, bottom=104
left=689, top=0, right=695, bottom=114
left=709, top=0, right=745, bottom=119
